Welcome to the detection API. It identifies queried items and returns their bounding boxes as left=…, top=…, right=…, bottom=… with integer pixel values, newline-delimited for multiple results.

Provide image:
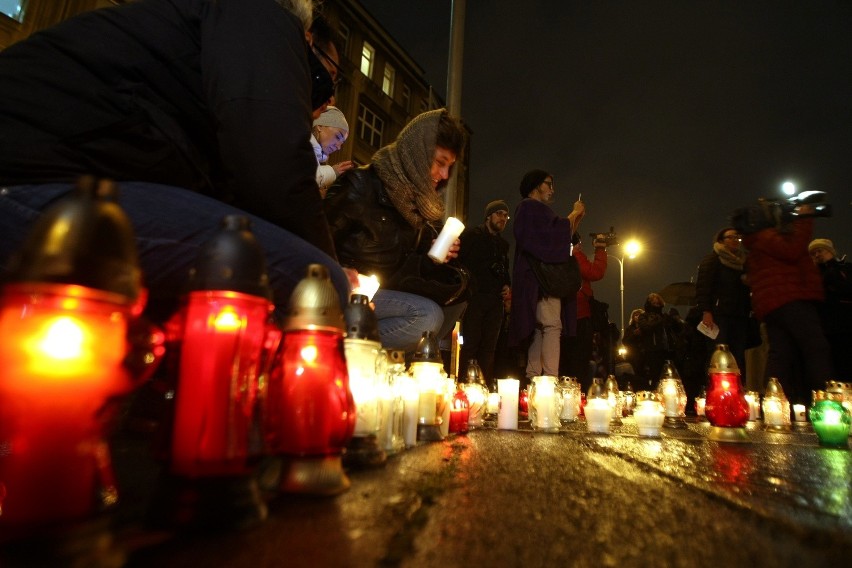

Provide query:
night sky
left=359, top=0, right=852, bottom=328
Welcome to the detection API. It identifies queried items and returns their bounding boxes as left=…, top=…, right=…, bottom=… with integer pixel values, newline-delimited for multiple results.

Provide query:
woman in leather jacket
left=325, top=109, right=467, bottom=352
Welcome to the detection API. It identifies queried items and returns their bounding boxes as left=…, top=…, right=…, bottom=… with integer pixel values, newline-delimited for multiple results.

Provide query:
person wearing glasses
left=457, top=200, right=513, bottom=384
left=508, top=170, right=585, bottom=383
left=0, top=0, right=351, bottom=318
left=695, top=227, right=753, bottom=371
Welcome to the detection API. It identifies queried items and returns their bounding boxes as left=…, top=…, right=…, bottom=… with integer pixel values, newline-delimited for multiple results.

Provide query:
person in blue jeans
left=0, top=0, right=350, bottom=315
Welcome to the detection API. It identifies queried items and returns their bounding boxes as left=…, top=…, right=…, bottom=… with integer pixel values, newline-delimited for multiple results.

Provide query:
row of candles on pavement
left=523, top=363, right=852, bottom=446
left=1, top=182, right=850, bottom=545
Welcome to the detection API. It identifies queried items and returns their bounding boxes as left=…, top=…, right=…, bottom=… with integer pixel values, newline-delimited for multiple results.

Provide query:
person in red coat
left=559, top=234, right=608, bottom=388
left=742, top=211, right=833, bottom=404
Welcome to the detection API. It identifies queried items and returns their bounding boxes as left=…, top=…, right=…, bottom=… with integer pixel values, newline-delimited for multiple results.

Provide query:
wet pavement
left=115, top=417, right=852, bottom=567
left=4, top=416, right=851, bottom=567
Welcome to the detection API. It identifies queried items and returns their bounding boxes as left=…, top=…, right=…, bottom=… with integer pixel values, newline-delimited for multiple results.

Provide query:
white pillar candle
left=497, top=378, right=520, bottom=430
left=793, top=404, right=807, bottom=422
left=584, top=398, right=612, bottom=434
left=427, top=216, right=465, bottom=263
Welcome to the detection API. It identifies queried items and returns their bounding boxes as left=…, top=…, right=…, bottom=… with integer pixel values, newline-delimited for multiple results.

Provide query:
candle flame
left=300, top=345, right=318, bottom=363
left=38, top=316, right=84, bottom=360
left=211, top=306, right=243, bottom=331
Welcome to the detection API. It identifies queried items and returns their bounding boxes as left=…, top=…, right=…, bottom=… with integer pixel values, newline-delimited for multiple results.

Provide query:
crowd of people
left=0, top=0, right=848, bottom=407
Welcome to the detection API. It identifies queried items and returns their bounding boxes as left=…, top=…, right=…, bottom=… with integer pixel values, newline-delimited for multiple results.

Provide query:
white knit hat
left=313, top=106, right=349, bottom=132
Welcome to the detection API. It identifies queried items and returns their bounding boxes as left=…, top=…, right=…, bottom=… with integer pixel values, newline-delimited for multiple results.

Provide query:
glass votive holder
left=559, top=376, right=581, bottom=423
left=529, top=375, right=562, bottom=433
left=809, top=398, right=851, bottom=448
left=633, top=391, right=665, bottom=437
left=585, top=378, right=612, bottom=434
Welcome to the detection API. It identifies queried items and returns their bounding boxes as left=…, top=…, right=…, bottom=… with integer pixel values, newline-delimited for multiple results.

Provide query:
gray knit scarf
left=371, top=109, right=446, bottom=229
left=714, top=241, right=746, bottom=271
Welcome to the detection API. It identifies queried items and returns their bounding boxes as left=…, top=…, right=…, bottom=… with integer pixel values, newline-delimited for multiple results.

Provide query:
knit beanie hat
left=313, top=106, right=349, bottom=132
left=808, top=238, right=836, bottom=257
left=519, top=169, right=550, bottom=198
left=484, top=199, right=509, bottom=218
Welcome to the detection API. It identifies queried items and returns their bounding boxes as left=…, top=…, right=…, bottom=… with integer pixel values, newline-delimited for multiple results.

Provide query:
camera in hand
left=731, top=191, right=832, bottom=234
left=589, top=226, right=619, bottom=247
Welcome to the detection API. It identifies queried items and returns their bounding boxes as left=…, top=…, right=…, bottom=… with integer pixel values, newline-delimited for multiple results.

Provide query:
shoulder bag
left=524, top=251, right=581, bottom=299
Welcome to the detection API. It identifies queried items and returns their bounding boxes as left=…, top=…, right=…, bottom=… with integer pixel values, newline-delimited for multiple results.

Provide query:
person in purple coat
left=508, top=170, right=585, bottom=381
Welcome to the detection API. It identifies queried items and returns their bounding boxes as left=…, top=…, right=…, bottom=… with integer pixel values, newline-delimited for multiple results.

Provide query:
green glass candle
left=809, top=399, right=851, bottom=448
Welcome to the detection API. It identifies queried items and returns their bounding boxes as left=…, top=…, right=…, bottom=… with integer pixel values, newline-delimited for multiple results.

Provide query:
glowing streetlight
left=609, top=239, right=642, bottom=344
left=781, top=181, right=796, bottom=196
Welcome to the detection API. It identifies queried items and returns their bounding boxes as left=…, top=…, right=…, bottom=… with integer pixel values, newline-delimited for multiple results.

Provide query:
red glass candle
left=519, top=387, right=530, bottom=418
left=0, top=283, right=133, bottom=533
left=448, top=386, right=470, bottom=434
left=170, top=290, right=272, bottom=477
left=705, top=345, right=749, bottom=428
left=269, top=330, right=354, bottom=454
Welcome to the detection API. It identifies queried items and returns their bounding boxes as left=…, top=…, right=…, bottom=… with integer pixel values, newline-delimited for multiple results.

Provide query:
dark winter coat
left=0, top=0, right=333, bottom=256
left=457, top=224, right=511, bottom=296
left=324, top=166, right=433, bottom=281
left=694, top=252, right=751, bottom=318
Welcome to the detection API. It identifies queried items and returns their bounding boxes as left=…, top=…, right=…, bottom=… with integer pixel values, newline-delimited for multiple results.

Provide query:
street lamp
left=609, top=239, right=641, bottom=341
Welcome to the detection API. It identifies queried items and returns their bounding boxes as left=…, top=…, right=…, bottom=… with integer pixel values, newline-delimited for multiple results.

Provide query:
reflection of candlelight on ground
left=711, top=444, right=754, bottom=486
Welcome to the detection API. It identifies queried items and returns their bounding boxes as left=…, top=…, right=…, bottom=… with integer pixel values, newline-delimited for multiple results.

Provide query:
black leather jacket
left=325, top=166, right=436, bottom=281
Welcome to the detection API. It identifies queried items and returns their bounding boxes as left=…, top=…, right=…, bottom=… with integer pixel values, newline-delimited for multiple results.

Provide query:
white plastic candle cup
left=584, top=398, right=612, bottom=434
left=793, top=404, right=807, bottom=422
left=634, top=400, right=665, bottom=437
left=497, top=378, right=520, bottom=430
left=427, top=217, right=465, bottom=263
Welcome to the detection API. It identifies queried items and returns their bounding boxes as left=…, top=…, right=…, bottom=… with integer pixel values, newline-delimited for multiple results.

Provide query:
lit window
left=401, top=85, right=411, bottom=112
left=382, top=63, right=395, bottom=97
left=0, top=0, right=27, bottom=22
left=358, top=104, right=384, bottom=149
left=360, top=41, right=374, bottom=79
